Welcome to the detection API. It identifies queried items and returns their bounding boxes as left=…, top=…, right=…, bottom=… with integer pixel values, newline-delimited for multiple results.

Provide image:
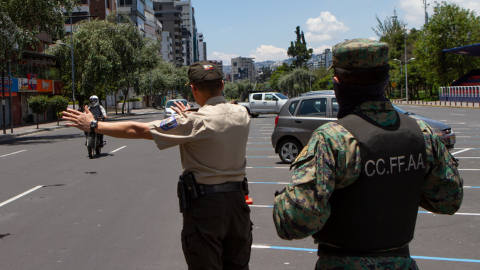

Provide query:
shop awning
left=443, top=43, right=480, bottom=57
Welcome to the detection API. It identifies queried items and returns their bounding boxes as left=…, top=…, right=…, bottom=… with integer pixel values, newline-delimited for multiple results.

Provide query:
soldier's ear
left=333, top=76, right=339, bottom=83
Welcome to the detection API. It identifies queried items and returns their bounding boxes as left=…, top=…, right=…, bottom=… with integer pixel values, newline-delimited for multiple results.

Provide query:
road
left=0, top=106, right=479, bottom=269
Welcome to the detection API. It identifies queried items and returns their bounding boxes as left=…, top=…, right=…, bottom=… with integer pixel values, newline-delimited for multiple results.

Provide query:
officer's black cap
left=187, top=61, right=222, bottom=85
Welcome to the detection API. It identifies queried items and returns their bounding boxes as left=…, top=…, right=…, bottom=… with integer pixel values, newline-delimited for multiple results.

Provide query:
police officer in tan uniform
left=62, top=61, right=253, bottom=270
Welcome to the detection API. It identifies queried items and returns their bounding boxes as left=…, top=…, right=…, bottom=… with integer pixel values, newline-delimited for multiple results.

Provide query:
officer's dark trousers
left=181, top=190, right=252, bottom=270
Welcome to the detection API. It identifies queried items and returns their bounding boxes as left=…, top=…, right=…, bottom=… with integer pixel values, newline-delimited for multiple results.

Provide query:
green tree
left=0, top=0, right=78, bottom=62
left=414, top=1, right=480, bottom=87
left=28, top=95, right=51, bottom=129
left=223, top=82, right=239, bottom=99
left=287, top=26, right=313, bottom=68
left=50, top=96, right=69, bottom=125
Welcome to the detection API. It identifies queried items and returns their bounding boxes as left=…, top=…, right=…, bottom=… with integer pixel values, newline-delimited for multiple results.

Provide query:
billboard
left=0, top=78, right=19, bottom=97
left=19, top=78, right=30, bottom=92
left=28, top=74, right=37, bottom=91
left=38, top=79, right=53, bottom=92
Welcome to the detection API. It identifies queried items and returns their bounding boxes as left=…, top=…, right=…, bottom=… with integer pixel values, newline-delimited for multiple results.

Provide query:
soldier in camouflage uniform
left=273, top=39, right=463, bottom=270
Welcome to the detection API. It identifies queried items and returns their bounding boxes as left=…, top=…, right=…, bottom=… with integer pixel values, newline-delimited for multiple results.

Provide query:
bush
left=50, top=95, right=69, bottom=125
left=28, top=95, right=51, bottom=128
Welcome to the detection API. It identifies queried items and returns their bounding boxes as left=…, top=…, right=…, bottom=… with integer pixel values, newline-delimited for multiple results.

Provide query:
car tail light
left=275, top=116, right=279, bottom=127
left=443, top=129, right=452, bottom=134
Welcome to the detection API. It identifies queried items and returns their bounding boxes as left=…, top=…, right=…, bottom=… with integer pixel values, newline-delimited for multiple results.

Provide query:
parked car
left=164, top=99, right=188, bottom=119
left=238, top=92, right=289, bottom=117
left=271, top=93, right=456, bottom=163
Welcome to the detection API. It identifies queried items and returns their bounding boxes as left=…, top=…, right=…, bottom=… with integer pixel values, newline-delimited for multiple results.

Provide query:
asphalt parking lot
left=0, top=105, right=478, bottom=269
left=246, top=105, right=480, bottom=269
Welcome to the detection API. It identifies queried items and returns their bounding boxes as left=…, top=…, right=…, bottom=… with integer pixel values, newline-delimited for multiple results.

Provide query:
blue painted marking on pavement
left=258, top=246, right=480, bottom=263
left=410, top=256, right=480, bottom=263
left=250, top=182, right=286, bottom=184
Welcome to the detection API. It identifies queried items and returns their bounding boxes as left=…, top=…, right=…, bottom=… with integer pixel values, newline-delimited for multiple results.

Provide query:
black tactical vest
left=314, top=112, right=428, bottom=252
left=89, top=106, right=103, bottom=118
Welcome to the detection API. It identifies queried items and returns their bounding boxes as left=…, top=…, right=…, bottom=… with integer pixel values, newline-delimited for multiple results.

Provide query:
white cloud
left=248, top=45, right=288, bottom=62
left=309, top=45, right=331, bottom=54
left=208, top=52, right=239, bottom=65
left=304, top=11, right=349, bottom=42
left=368, top=36, right=379, bottom=41
left=399, top=0, right=480, bottom=27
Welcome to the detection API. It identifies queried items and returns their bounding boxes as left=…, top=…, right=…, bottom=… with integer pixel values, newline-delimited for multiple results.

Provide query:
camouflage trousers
left=316, top=256, right=419, bottom=270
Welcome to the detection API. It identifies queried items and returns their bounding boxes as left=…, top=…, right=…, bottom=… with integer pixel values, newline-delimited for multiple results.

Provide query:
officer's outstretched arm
left=62, top=107, right=153, bottom=140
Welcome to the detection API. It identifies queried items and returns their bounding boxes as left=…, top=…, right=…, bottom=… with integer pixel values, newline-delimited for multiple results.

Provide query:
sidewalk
left=0, top=107, right=162, bottom=142
left=392, top=99, right=480, bottom=108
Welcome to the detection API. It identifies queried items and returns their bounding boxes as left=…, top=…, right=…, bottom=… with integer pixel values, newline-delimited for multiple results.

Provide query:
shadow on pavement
left=0, top=133, right=84, bottom=146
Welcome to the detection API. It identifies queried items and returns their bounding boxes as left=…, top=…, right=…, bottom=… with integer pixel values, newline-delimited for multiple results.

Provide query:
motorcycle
left=86, top=116, right=105, bottom=159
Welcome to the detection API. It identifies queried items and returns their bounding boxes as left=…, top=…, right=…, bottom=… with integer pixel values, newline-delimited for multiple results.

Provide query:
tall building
left=153, top=1, right=184, bottom=66
left=65, top=0, right=117, bottom=34
left=231, top=57, right=255, bottom=83
left=197, top=32, right=207, bottom=61
left=161, top=31, right=173, bottom=62
left=319, top=48, right=332, bottom=68
left=208, top=60, right=223, bottom=77
left=173, top=0, right=197, bottom=63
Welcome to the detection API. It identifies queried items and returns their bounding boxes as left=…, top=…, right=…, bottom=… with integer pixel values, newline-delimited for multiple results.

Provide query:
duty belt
left=317, top=244, right=410, bottom=257
left=198, top=181, right=245, bottom=195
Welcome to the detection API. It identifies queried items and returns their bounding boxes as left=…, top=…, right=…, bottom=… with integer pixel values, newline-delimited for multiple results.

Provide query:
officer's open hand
left=172, top=101, right=191, bottom=114
left=62, top=106, right=95, bottom=132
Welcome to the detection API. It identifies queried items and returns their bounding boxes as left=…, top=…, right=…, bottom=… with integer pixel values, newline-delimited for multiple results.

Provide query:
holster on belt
left=177, top=172, right=200, bottom=213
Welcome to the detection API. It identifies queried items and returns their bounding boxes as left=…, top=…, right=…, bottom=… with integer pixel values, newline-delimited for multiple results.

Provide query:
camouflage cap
left=328, top=39, right=389, bottom=70
left=188, top=61, right=222, bottom=84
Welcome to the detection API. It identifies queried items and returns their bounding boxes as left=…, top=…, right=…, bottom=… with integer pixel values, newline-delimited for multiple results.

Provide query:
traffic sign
left=391, top=82, right=397, bottom=87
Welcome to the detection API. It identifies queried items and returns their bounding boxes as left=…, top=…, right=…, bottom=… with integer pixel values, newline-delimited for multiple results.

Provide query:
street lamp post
left=65, top=14, right=99, bottom=110
left=393, top=59, right=403, bottom=99
left=405, top=57, right=415, bottom=103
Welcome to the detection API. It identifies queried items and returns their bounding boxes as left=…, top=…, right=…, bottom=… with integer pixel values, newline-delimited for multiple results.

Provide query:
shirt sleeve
left=273, top=123, right=354, bottom=240
left=149, top=112, right=204, bottom=150
left=418, top=120, right=463, bottom=214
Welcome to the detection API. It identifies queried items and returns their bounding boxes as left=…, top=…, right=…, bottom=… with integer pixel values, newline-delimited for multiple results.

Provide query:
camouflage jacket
left=273, top=101, right=463, bottom=269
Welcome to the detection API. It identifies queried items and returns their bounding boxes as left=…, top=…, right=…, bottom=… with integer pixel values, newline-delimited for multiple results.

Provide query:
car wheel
left=278, top=139, right=302, bottom=164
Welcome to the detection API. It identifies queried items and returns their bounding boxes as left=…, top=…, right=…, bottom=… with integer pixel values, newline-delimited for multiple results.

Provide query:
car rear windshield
left=275, top=93, right=288, bottom=99
left=166, top=100, right=187, bottom=107
left=298, top=98, right=327, bottom=117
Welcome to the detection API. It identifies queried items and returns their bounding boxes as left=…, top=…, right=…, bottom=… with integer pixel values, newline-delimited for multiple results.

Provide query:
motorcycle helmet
left=89, top=95, right=99, bottom=107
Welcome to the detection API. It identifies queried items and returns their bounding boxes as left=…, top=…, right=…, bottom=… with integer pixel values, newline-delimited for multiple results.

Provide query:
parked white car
left=238, top=92, right=289, bottom=117
left=164, top=99, right=188, bottom=119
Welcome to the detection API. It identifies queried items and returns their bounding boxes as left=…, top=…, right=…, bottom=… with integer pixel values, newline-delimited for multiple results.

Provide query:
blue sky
left=193, top=0, right=479, bottom=65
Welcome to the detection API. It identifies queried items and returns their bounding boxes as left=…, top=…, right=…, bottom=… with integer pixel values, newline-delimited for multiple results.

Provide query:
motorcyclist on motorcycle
left=86, top=95, right=108, bottom=147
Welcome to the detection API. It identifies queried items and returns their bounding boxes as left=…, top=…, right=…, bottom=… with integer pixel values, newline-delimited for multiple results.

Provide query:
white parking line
left=0, top=150, right=27, bottom=158
left=455, top=157, right=480, bottom=159
left=451, top=148, right=472, bottom=155
left=110, top=146, right=126, bottom=153
left=0, top=185, right=44, bottom=208
left=459, top=169, right=480, bottom=171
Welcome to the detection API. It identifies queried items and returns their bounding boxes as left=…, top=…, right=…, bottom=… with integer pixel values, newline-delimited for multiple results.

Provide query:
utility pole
left=405, top=31, right=408, bottom=103
left=2, top=53, right=6, bottom=134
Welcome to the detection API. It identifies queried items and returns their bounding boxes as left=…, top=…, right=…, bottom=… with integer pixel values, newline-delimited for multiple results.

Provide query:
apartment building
left=153, top=1, right=184, bottom=66
left=198, top=32, right=207, bottom=62
left=231, top=57, right=255, bottom=83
